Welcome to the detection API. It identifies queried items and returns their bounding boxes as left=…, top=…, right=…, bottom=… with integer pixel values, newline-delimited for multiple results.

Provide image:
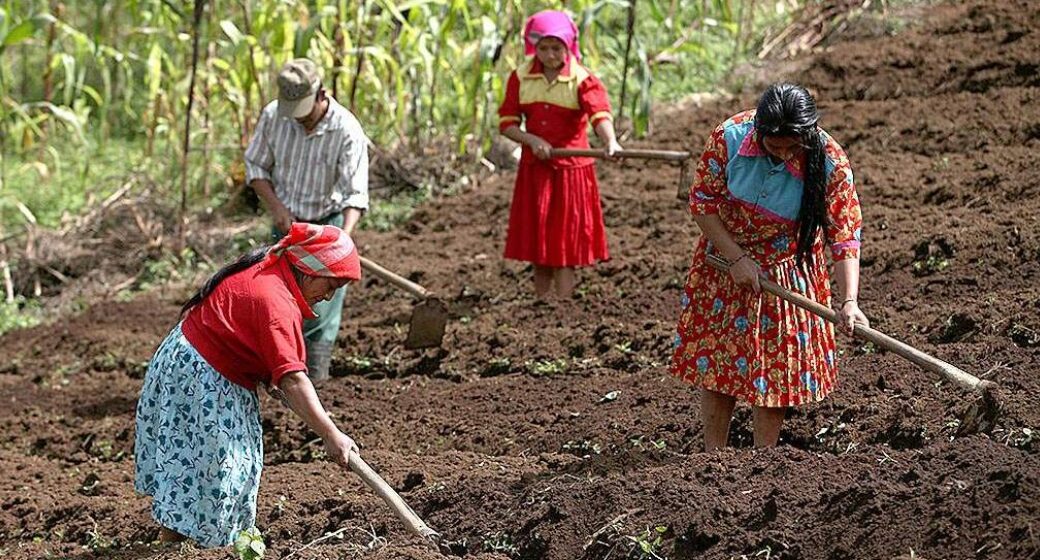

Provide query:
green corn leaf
left=146, top=43, right=163, bottom=100
left=220, top=19, right=244, bottom=45
left=2, top=20, right=35, bottom=47
left=80, top=84, right=103, bottom=106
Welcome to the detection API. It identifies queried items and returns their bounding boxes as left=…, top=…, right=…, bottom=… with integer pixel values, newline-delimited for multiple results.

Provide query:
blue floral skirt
left=134, top=324, right=263, bottom=548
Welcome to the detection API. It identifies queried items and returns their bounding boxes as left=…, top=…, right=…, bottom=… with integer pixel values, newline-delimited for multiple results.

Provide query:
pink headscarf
left=523, top=10, right=581, bottom=61
left=263, top=223, right=361, bottom=280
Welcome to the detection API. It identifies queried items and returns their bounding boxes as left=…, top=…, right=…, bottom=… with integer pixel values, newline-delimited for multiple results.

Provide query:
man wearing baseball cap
left=244, top=58, right=370, bottom=382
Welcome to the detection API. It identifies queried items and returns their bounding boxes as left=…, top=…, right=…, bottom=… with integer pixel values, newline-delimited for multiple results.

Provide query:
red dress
left=670, top=111, right=862, bottom=407
left=498, top=56, right=613, bottom=267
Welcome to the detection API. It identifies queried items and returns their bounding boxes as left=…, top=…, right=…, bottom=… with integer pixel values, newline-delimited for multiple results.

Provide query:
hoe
left=550, top=147, right=692, bottom=197
left=704, top=254, right=1001, bottom=432
left=360, top=256, right=448, bottom=350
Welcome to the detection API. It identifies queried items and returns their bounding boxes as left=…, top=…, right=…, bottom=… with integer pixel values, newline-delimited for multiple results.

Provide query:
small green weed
left=614, top=341, right=634, bottom=354
left=482, top=532, right=520, bottom=558
left=342, top=355, right=375, bottom=374
left=854, top=341, right=878, bottom=355
left=562, top=439, right=603, bottom=455
left=630, top=435, right=667, bottom=451
left=481, top=357, right=512, bottom=376
left=911, top=255, right=949, bottom=276
left=235, top=527, right=265, bottom=560
left=527, top=358, right=568, bottom=376
left=627, top=525, right=669, bottom=560
left=589, top=523, right=670, bottom=560
left=0, top=297, right=42, bottom=335
left=85, top=521, right=112, bottom=551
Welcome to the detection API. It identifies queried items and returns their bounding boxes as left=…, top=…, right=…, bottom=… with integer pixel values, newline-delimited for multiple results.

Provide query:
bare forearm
left=692, top=214, right=746, bottom=262
left=341, top=207, right=363, bottom=235
left=832, top=258, right=861, bottom=302
left=250, top=179, right=291, bottom=216
left=594, top=119, right=617, bottom=145
left=278, top=372, right=338, bottom=439
left=503, top=125, right=538, bottom=147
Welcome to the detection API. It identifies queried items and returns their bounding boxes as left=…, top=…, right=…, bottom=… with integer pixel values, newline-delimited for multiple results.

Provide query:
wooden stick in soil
left=550, top=148, right=690, bottom=161
left=348, top=454, right=440, bottom=546
left=705, top=254, right=996, bottom=394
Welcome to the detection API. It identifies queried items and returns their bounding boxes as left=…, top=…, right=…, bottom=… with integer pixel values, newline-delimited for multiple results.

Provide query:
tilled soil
left=1, top=1, right=1038, bottom=558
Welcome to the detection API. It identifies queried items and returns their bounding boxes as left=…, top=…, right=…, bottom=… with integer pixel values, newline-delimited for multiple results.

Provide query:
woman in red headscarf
left=498, top=9, right=623, bottom=298
left=134, top=223, right=363, bottom=548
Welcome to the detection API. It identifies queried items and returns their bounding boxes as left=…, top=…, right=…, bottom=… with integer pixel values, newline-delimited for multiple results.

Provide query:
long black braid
left=754, top=83, right=827, bottom=266
left=180, top=245, right=271, bottom=316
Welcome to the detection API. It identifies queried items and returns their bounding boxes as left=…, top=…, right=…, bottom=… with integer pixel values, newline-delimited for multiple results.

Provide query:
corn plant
left=1, top=0, right=821, bottom=233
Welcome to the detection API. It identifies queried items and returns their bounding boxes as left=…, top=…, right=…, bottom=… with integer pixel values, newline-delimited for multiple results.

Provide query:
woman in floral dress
left=670, top=83, right=869, bottom=450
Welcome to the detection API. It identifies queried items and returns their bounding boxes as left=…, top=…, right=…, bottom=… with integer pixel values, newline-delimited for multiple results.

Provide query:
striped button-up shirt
left=245, top=97, right=369, bottom=221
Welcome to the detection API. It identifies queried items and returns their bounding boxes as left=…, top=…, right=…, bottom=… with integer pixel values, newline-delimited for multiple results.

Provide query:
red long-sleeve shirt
left=181, top=258, right=316, bottom=391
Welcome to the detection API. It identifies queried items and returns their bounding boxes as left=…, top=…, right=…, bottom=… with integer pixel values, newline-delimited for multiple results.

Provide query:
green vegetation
left=627, top=525, right=669, bottom=560
left=912, top=254, right=949, bottom=275
left=235, top=526, right=266, bottom=560
left=527, top=357, right=568, bottom=376
left=0, top=0, right=815, bottom=230
left=0, top=0, right=902, bottom=331
left=0, top=296, right=41, bottom=334
left=482, top=531, right=521, bottom=557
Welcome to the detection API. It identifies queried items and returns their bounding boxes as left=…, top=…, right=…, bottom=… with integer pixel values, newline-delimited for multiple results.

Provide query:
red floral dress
left=670, top=110, right=862, bottom=407
left=498, top=56, right=613, bottom=267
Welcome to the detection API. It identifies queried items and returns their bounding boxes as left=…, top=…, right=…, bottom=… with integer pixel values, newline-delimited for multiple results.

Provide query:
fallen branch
left=759, top=0, right=874, bottom=59
left=583, top=508, right=644, bottom=550
left=1, top=257, right=13, bottom=303
left=60, top=179, right=134, bottom=237
left=40, top=265, right=70, bottom=284
left=106, top=273, right=141, bottom=297
left=282, top=526, right=351, bottom=560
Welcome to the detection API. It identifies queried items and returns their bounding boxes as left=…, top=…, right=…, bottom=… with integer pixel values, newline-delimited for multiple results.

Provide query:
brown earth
left=1, top=0, right=1038, bottom=558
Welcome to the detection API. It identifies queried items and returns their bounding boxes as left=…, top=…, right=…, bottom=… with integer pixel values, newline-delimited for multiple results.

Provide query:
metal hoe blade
left=404, top=297, right=448, bottom=349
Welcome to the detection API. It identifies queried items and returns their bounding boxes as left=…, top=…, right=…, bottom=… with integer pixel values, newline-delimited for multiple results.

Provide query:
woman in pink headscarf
left=134, top=223, right=363, bottom=548
left=499, top=9, right=623, bottom=299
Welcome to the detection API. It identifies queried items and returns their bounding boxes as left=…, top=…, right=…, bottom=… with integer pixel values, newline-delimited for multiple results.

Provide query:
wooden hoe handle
left=550, top=148, right=691, bottom=161
left=705, top=254, right=996, bottom=394
left=348, top=454, right=440, bottom=544
left=360, top=256, right=432, bottom=300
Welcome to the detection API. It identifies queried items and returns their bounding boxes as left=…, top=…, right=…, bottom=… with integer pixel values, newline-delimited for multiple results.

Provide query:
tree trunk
left=618, top=0, right=638, bottom=123
left=179, top=0, right=207, bottom=249
left=332, top=0, right=346, bottom=99
left=349, top=0, right=369, bottom=113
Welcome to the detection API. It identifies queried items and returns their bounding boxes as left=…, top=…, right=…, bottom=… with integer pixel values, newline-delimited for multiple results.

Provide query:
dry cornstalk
left=1, top=254, right=13, bottom=303
left=61, top=179, right=134, bottom=236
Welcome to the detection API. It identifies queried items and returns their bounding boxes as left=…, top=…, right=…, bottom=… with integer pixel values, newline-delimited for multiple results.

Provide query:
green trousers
left=272, top=213, right=347, bottom=380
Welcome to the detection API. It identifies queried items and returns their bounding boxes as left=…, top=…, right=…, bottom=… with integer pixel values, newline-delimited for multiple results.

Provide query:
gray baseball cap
left=276, top=58, right=321, bottom=119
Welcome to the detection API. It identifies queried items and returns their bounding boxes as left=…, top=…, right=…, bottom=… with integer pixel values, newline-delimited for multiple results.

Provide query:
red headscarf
left=263, top=223, right=361, bottom=280
left=523, top=10, right=581, bottom=61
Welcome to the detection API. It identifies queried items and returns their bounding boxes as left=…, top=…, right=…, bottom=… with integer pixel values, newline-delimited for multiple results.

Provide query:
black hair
left=754, top=83, right=826, bottom=265
left=181, top=245, right=271, bottom=316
